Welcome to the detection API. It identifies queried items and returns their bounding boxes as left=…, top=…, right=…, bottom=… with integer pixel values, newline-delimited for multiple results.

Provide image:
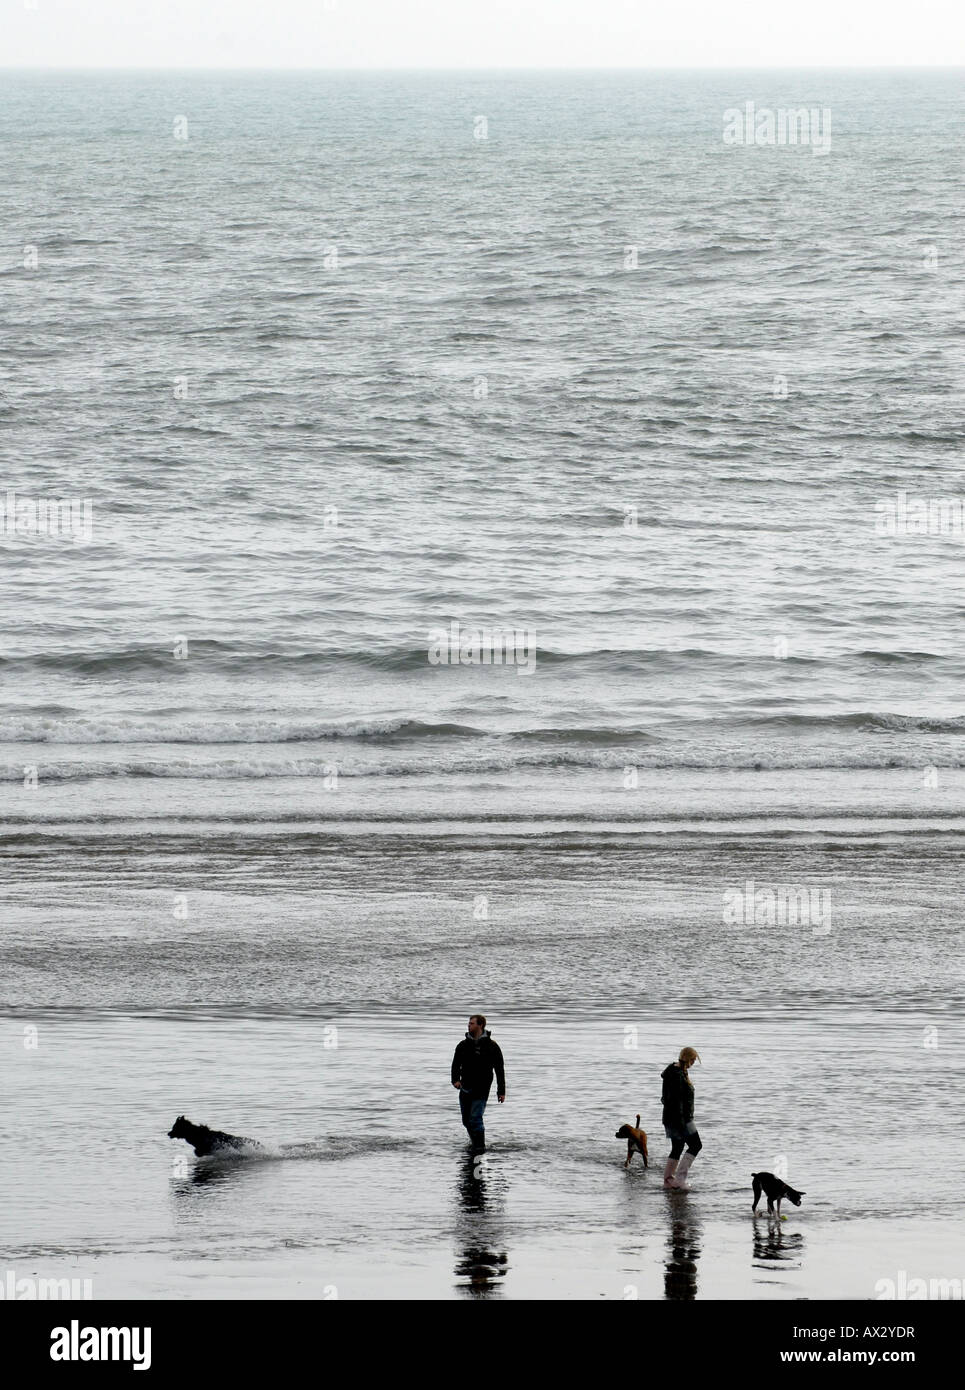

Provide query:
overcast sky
left=3, top=0, right=963, bottom=68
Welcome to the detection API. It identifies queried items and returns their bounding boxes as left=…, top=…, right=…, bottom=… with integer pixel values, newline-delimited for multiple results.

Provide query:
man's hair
left=469, top=1013, right=487, bottom=1029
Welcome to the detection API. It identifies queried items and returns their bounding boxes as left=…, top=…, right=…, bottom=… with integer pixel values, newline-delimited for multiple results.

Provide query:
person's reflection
left=453, top=1149, right=509, bottom=1298
left=753, top=1217, right=805, bottom=1267
left=663, top=1199, right=702, bottom=1300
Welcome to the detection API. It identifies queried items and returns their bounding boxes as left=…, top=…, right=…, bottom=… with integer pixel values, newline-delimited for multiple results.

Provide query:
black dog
left=751, top=1171, right=805, bottom=1218
left=167, top=1115, right=254, bottom=1157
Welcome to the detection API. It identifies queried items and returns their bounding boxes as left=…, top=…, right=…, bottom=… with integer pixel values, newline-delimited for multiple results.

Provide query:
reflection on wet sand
left=453, top=1150, right=509, bottom=1299
left=664, top=1194, right=702, bottom=1300
left=753, top=1217, right=805, bottom=1269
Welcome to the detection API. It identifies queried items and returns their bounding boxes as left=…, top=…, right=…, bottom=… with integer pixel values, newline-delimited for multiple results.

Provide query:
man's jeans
left=459, top=1090, right=487, bottom=1143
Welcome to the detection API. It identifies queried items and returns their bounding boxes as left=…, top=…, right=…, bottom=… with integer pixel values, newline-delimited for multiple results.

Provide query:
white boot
left=669, top=1151, right=696, bottom=1189
left=663, top=1157, right=678, bottom=1186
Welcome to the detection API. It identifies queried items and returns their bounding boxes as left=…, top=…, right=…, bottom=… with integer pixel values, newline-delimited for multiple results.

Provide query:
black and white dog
left=167, top=1115, right=255, bottom=1157
left=751, top=1171, right=806, bottom=1218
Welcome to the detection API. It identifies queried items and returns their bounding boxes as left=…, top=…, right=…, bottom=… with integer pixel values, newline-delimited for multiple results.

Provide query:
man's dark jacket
left=451, top=1029, right=506, bottom=1098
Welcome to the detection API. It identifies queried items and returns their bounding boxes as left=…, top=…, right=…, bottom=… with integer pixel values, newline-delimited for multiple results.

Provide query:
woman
left=661, top=1046, right=702, bottom=1189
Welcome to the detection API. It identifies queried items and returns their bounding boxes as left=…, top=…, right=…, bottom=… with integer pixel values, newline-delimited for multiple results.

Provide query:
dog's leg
left=625, top=1143, right=632, bottom=1168
left=752, top=1177, right=762, bottom=1212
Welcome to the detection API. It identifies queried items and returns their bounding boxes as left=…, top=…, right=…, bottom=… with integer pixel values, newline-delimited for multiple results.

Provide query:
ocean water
left=2, top=69, right=964, bottom=1299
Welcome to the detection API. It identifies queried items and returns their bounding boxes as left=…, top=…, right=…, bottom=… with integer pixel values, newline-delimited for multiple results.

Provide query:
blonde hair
left=678, top=1046, right=701, bottom=1082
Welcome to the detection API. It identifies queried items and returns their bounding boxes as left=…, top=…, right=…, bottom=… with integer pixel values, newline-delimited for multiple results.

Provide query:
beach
left=2, top=68, right=964, bottom=1301
left=3, top=768, right=965, bottom=1298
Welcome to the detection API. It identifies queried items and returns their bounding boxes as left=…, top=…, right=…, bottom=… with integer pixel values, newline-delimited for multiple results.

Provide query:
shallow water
left=3, top=1009, right=962, bottom=1299
left=3, top=810, right=964, bottom=1298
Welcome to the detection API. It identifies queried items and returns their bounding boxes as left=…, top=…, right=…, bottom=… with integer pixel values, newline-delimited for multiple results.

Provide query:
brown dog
left=615, top=1115, right=649, bottom=1168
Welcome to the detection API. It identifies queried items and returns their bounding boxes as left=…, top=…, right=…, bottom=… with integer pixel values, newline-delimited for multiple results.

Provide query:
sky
left=2, top=0, right=964, bottom=68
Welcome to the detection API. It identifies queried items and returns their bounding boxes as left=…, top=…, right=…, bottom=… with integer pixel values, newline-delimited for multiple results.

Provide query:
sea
left=1, top=68, right=964, bottom=1300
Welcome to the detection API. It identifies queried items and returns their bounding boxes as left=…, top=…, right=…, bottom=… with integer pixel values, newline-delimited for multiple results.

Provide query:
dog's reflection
left=183, top=1161, right=235, bottom=1188
left=753, top=1221, right=805, bottom=1266
left=170, top=1154, right=262, bottom=1198
left=453, top=1150, right=509, bottom=1298
left=663, top=1203, right=702, bottom=1301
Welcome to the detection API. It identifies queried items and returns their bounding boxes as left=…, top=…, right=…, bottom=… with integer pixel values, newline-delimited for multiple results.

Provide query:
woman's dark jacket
left=661, top=1062, right=694, bottom=1128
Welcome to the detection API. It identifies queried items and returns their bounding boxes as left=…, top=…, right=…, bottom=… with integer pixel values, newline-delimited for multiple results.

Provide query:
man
left=450, top=1013, right=506, bottom=1152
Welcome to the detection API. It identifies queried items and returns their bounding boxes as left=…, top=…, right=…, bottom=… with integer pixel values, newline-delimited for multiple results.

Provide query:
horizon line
left=2, top=63, right=963, bottom=73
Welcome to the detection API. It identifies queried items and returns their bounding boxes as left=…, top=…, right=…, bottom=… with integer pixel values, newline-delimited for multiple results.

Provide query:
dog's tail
left=635, top=1115, right=640, bottom=1128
